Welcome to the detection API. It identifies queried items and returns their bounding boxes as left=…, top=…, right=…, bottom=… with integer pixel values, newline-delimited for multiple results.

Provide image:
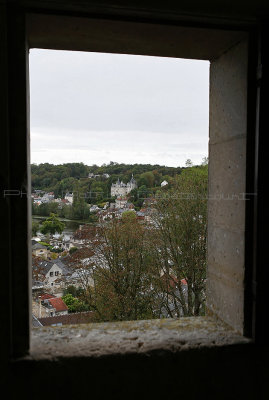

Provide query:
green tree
left=128, top=188, right=144, bottom=209
left=40, top=213, right=65, bottom=236
left=80, top=218, right=155, bottom=322
left=151, top=164, right=208, bottom=317
left=121, top=210, right=136, bottom=222
left=71, top=183, right=90, bottom=220
left=62, top=293, right=89, bottom=313
left=69, top=246, right=78, bottom=255
left=32, top=221, right=39, bottom=236
left=138, top=185, right=149, bottom=200
left=185, top=158, right=193, bottom=167
left=63, top=285, right=85, bottom=298
left=139, top=171, right=155, bottom=188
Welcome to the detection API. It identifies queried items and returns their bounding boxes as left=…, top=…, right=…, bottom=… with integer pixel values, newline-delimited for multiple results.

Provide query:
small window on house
left=31, top=49, right=209, bottom=326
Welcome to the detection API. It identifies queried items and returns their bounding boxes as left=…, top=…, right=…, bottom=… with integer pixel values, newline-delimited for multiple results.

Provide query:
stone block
left=208, top=137, right=246, bottom=231
left=207, top=225, right=245, bottom=280
left=206, top=272, right=244, bottom=334
left=210, top=40, right=248, bottom=144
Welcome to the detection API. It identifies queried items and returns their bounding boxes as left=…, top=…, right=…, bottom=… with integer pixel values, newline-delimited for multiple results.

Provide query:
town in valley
left=31, top=161, right=208, bottom=328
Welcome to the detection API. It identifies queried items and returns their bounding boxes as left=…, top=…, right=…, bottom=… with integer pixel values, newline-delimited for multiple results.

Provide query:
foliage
left=69, top=246, right=78, bottom=255
left=50, top=253, right=58, bottom=259
left=31, top=162, right=185, bottom=208
left=137, top=185, right=150, bottom=200
left=63, top=285, right=85, bottom=298
left=121, top=210, right=136, bottom=222
left=88, top=214, right=99, bottom=223
left=38, top=241, right=49, bottom=246
left=32, top=161, right=206, bottom=221
left=94, top=217, right=156, bottom=321
left=33, top=161, right=208, bottom=322
left=67, top=163, right=208, bottom=321
left=128, top=188, right=144, bottom=209
left=71, top=183, right=90, bottom=220
left=40, top=213, right=65, bottom=235
left=32, top=221, right=39, bottom=236
left=151, top=165, right=208, bottom=316
left=47, top=245, right=63, bottom=253
left=69, top=219, right=155, bottom=322
left=62, top=293, right=90, bottom=313
left=138, top=171, right=155, bottom=188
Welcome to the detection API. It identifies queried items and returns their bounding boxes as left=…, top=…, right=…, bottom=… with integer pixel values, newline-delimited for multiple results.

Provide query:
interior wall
left=1, top=1, right=269, bottom=398
left=207, top=39, right=248, bottom=333
left=8, top=344, right=260, bottom=400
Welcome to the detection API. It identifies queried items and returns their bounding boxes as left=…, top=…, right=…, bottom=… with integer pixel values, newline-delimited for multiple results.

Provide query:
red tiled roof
left=40, top=293, right=56, bottom=300
left=48, top=297, right=68, bottom=312
left=161, top=274, right=188, bottom=289
left=39, top=311, right=95, bottom=326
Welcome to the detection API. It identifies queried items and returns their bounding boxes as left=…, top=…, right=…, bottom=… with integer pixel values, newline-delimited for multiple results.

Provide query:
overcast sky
left=30, top=49, right=209, bottom=167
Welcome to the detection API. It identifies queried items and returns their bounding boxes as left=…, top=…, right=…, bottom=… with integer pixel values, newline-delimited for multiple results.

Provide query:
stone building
left=111, top=174, right=137, bottom=197
left=32, top=242, right=49, bottom=259
left=32, top=258, right=71, bottom=293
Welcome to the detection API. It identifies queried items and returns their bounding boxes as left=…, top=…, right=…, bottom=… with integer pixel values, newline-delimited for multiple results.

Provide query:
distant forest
left=31, top=162, right=184, bottom=200
left=31, top=160, right=208, bottom=219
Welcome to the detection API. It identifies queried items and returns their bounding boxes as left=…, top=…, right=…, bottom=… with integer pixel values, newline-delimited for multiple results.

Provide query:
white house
left=41, top=296, right=69, bottom=317
left=65, top=192, right=73, bottom=204
left=90, top=204, right=100, bottom=212
left=32, top=242, right=49, bottom=259
left=115, top=197, right=128, bottom=209
left=33, top=258, right=71, bottom=292
left=33, top=294, right=69, bottom=318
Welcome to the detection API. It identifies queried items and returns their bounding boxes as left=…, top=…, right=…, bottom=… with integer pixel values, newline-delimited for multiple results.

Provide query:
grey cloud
left=30, top=50, right=209, bottom=167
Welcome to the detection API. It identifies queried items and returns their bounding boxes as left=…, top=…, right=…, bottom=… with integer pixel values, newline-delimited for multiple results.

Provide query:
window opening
left=30, top=49, right=209, bottom=328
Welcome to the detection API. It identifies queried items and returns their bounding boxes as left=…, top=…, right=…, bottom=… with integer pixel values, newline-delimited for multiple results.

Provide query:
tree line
left=31, top=161, right=209, bottom=218
left=32, top=184, right=96, bottom=222
left=31, top=161, right=183, bottom=202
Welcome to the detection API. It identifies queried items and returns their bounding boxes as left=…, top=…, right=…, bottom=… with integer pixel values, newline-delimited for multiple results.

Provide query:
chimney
left=38, top=296, right=42, bottom=319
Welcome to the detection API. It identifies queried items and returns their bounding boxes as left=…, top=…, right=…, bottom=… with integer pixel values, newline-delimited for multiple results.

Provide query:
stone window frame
left=4, top=9, right=259, bottom=358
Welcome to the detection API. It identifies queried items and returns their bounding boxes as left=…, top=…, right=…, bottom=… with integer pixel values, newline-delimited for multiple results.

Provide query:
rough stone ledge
left=29, top=316, right=251, bottom=360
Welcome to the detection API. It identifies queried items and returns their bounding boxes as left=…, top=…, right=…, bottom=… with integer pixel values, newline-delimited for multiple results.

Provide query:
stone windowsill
left=30, top=316, right=251, bottom=359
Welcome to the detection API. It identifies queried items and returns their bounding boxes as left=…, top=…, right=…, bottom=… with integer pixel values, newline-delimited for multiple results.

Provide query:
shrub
left=69, top=246, right=78, bottom=255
